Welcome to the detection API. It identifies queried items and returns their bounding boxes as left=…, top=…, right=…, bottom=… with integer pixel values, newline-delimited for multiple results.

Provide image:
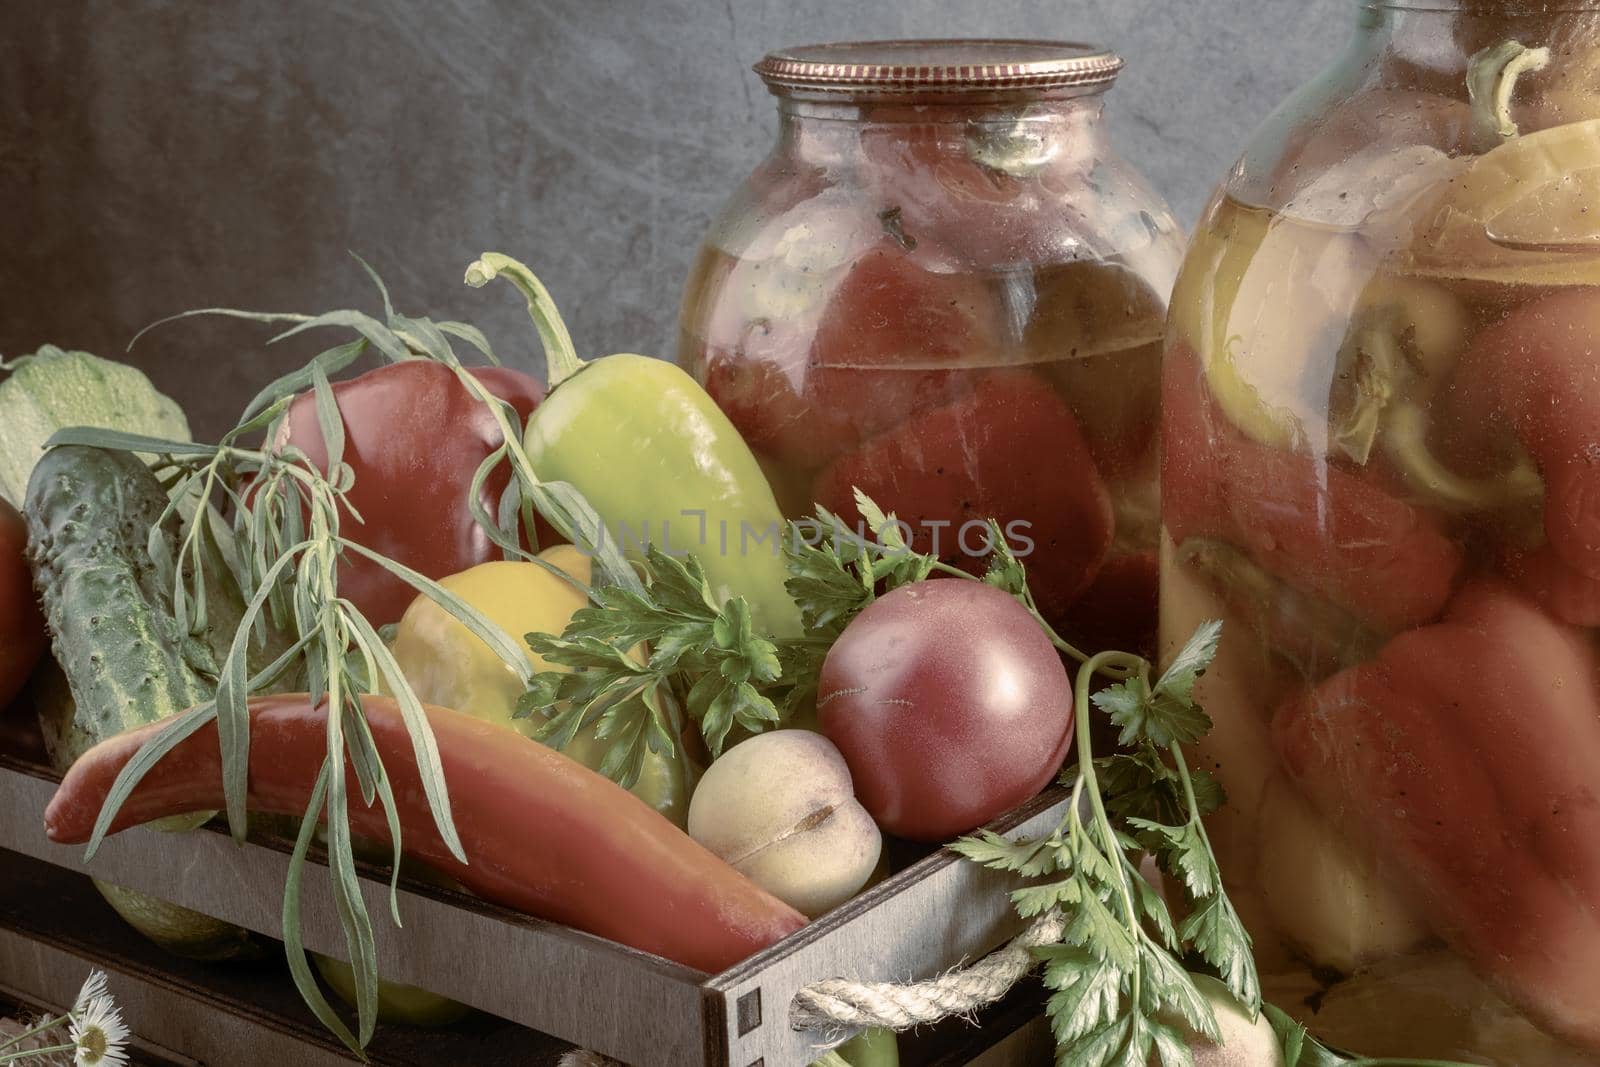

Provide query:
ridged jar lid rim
left=754, top=39, right=1124, bottom=95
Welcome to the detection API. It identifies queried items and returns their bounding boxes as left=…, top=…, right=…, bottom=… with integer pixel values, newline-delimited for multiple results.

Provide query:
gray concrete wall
left=3, top=0, right=1345, bottom=436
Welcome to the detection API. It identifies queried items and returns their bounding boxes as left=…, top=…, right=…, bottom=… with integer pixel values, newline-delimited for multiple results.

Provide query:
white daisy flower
left=66, top=972, right=127, bottom=1067
left=71, top=972, right=109, bottom=1016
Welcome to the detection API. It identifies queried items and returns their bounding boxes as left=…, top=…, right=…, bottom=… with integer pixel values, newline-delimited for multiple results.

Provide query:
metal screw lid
left=753, top=39, right=1124, bottom=96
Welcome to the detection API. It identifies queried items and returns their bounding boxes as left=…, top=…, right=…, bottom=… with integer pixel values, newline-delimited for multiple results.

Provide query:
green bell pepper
left=465, top=253, right=802, bottom=638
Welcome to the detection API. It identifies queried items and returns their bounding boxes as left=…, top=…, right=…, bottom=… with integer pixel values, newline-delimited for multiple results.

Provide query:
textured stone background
left=3, top=0, right=1345, bottom=436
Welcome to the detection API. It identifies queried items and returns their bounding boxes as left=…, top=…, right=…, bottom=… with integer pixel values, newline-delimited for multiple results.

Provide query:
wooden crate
left=0, top=714, right=1063, bottom=1067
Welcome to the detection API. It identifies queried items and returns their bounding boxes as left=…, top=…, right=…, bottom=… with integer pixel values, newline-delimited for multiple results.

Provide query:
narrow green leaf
left=528, top=480, right=644, bottom=597
left=85, top=703, right=219, bottom=860
left=436, top=320, right=500, bottom=365
left=215, top=544, right=306, bottom=842
left=339, top=539, right=532, bottom=684
left=238, top=339, right=367, bottom=424
left=43, top=427, right=220, bottom=457
left=280, top=759, right=364, bottom=1054
left=309, top=362, right=347, bottom=483
left=342, top=607, right=469, bottom=865
left=128, top=306, right=315, bottom=353
left=268, top=308, right=412, bottom=363
left=391, top=314, right=458, bottom=367
left=350, top=252, right=396, bottom=323
left=464, top=445, right=539, bottom=566
left=321, top=673, right=381, bottom=1045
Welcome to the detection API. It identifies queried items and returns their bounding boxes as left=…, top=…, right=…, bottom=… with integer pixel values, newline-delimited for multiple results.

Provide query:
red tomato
left=817, top=581, right=1075, bottom=842
left=812, top=370, right=1114, bottom=619
left=0, top=496, right=45, bottom=709
left=274, top=361, right=545, bottom=626
left=702, top=243, right=1003, bottom=471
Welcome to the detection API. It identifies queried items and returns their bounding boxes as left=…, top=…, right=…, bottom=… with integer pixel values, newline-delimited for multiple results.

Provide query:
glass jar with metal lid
left=1162, top=1, right=1600, bottom=1060
left=678, top=39, right=1183, bottom=652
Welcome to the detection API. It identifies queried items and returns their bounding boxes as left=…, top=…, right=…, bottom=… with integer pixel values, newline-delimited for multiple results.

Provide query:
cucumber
left=25, top=444, right=270, bottom=961
left=26, top=446, right=219, bottom=752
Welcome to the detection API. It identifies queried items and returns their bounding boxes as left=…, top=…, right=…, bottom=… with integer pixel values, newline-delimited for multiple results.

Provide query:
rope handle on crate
left=557, top=910, right=1064, bottom=1067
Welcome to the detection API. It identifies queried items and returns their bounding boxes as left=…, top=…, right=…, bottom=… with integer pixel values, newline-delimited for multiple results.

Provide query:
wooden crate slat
left=0, top=756, right=711, bottom=1066
left=0, top=847, right=577, bottom=1065
left=1, top=744, right=1067, bottom=1066
left=708, top=789, right=1070, bottom=1067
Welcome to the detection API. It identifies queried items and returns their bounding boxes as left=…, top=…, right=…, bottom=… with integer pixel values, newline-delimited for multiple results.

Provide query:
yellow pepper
left=388, top=545, right=689, bottom=825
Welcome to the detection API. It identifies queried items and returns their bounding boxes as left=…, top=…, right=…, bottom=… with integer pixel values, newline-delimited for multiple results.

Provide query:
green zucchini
left=25, top=444, right=269, bottom=961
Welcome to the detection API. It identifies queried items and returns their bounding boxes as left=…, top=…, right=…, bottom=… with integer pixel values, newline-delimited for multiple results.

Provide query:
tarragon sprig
left=56, top=258, right=646, bottom=1057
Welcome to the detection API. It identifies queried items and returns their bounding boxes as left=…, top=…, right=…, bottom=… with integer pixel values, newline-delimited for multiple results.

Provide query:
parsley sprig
left=953, top=623, right=1255, bottom=1065
left=515, top=545, right=783, bottom=769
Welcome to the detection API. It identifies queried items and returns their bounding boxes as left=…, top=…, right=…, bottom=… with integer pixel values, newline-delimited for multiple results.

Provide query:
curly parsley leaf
left=516, top=544, right=786, bottom=778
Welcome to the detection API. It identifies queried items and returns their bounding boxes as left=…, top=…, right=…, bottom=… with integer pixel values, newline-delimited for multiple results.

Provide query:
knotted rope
left=557, top=909, right=1062, bottom=1067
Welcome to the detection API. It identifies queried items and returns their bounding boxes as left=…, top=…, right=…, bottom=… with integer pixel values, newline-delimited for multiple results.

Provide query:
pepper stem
left=1467, top=40, right=1551, bottom=151
left=464, top=253, right=587, bottom=388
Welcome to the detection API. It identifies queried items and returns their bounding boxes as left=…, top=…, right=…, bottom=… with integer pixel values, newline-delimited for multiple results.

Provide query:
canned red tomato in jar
left=678, top=39, right=1183, bottom=653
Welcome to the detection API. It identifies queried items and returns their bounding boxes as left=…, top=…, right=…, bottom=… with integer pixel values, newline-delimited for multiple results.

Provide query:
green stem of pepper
left=463, top=253, right=586, bottom=387
left=1467, top=40, right=1551, bottom=151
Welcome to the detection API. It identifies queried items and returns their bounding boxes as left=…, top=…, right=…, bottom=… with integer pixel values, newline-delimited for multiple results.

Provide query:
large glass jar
left=680, top=40, right=1184, bottom=653
left=1163, top=2, right=1600, bottom=1061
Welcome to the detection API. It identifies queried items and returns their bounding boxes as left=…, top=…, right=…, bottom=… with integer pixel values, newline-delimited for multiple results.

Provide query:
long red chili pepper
left=45, top=694, right=807, bottom=973
left=1273, top=580, right=1600, bottom=1051
left=1163, top=343, right=1462, bottom=632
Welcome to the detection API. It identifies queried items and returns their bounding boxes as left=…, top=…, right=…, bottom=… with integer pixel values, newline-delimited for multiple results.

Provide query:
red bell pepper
left=811, top=368, right=1114, bottom=619
left=273, top=361, right=545, bottom=626
left=1163, top=343, right=1462, bottom=632
left=0, top=496, right=45, bottom=708
left=1273, top=580, right=1600, bottom=1051
left=45, top=693, right=808, bottom=973
left=1449, top=287, right=1600, bottom=580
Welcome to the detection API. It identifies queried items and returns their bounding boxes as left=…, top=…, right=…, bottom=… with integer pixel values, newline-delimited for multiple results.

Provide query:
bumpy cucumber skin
left=25, top=445, right=258, bottom=960
left=26, top=446, right=222, bottom=760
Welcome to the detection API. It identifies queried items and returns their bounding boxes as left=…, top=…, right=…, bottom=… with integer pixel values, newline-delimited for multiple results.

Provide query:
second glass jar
left=678, top=40, right=1184, bottom=653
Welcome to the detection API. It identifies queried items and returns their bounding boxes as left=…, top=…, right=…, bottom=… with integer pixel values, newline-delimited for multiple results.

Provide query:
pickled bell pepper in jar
left=1163, top=2, right=1600, bottom=1061
left=679, top=40, right=1184, bottom=652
